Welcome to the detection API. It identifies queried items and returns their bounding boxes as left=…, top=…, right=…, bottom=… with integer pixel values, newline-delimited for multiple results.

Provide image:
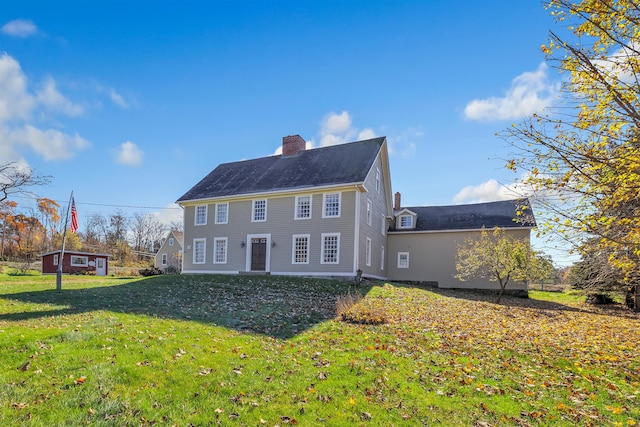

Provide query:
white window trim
left=195, top=205, right=207, bottom=226
left=322, top=192, right=341, bottom=218
left=381, top=246, right=385, bottom=270
left=162, top=254, right=168, bottom=266
left=292, top=234, right=310, bottom=264
left=381, top=214, right=386, bottom=236
left=169, top=238, right=174, bottom=246
left=70, top=255, right=88, bottom=267
left=252, top=199, right=267, bottom=222
left=375, top=168, right=381, bottom=193
left=215, top=203, right=229, bottom=224
left=193, top=238, right=206, bottom=264
left=294, top=195, right=312, bottom=220
left=53, top=254, right=59, bottom=266
left=398, top=214, right=413, bottom=229
left=366, top=199, right=372, bottom=226
left=213, top=237, right=228, bottom=264
left=397, top=252, right=410, bottom=269
left=320, top=232, right=340, bottom=264
left=365, top=237, right=372, bottom=267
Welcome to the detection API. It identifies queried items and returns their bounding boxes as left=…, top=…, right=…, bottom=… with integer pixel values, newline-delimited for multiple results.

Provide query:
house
left=154, top=230, right=184, bottom=272
left=177, top=135, right=392, bottom=279
left=40, top=250, right=111, bottom=276
left=176, top=135, right=536, bottom=290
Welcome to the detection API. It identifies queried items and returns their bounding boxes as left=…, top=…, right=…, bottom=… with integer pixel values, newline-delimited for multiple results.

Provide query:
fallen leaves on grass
left=350, top=284, right=640, bottom=424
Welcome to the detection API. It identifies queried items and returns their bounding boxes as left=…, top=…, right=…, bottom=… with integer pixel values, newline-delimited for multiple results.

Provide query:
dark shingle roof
left=177, top=137, right=386, bottom=202
left=396, top=199, right=535, bottom=232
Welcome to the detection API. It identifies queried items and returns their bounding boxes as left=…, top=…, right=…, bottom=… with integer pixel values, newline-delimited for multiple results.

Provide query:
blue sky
left=1, top=2, right=573, bottom=263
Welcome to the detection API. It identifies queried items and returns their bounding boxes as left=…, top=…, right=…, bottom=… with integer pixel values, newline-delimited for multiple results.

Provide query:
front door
left=95, top=258, right=106, bottom=276
left=251, top=238, right=267, bottom=271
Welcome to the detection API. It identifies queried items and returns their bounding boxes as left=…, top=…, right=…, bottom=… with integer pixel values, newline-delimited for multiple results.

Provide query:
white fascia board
left=177, top=182, right=365, bottom=206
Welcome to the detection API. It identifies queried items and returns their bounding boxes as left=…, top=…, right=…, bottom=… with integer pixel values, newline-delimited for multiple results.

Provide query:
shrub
left=336, top=292, right=363, bottom=317
left=164, top=265, right=181, bottom=274
left=139, top=267, right=163, bottom=277
left=338, top=294, right=388, bottom=325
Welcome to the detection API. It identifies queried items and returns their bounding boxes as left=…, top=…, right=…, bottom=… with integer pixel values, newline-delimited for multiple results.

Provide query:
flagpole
left=56, top=191, right=74, bottom=291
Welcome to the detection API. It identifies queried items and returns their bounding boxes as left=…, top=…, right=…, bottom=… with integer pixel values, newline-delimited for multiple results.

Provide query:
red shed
left=40, top=251, right=111, bottom=276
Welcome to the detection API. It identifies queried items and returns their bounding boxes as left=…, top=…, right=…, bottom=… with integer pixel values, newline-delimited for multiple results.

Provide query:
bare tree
left=0, top=163, right=51, bottom=202
left=107, top=211, right=129, bottom=245
left=130, top=213, right=166, bottom=253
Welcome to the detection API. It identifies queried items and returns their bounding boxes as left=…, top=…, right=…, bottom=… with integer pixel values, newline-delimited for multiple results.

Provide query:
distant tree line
left=0, top=197, right=180, bottom=267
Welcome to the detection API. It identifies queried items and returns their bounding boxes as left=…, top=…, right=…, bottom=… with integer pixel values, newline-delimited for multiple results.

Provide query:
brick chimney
left=282, top=135, right=306, bottom=156
left=394, top=192, right=401, bottom=210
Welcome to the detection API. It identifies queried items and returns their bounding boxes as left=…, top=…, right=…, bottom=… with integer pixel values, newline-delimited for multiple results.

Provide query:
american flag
left=70, top=198, right=79, bottom=233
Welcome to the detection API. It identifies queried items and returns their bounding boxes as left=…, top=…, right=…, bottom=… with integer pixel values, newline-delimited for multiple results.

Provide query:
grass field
left=1, top=272, right=638, bottom=426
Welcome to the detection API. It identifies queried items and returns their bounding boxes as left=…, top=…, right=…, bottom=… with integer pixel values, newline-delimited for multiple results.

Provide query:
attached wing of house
left=387, top=197, right=537, bottom=290
left=177, top=135, right=392, bottom=278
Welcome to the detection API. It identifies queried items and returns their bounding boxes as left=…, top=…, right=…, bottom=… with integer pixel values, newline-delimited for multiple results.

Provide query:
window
left=295, top=195, right=312, bottom=220
left=193, top=238, right=206, bottom=264
left=323, top=193, right=341, bottom=218
left=162, top=254, right=168, bottom=266
left=380, top=246, right=385, bottom=270
left=70, top=255, right=88, bottom=266
left=53, top=254, right=59, bottom=266
left=195, top=205, right=207, bottom=226
left=169, top=238, right=174, bottom=246
left=252, top=199, right=267, bottom=222
left=215, top=203, right=229, bottom=224
left=375, top=169, right=381, bottom=193
left=397, top=252, right=410, bottom=269
left=321, top=233, right=340, bottom=264
left=366, top=199, right=372, bottom=226
left=365, top=238, right=372, bottom=266
left=213, top=237, right=228, bottom=264
left=381, top=214, right=386, bottom=236
left=398, top=214, right=413, bottom=229
left=292, top=234, right=310, bottom=264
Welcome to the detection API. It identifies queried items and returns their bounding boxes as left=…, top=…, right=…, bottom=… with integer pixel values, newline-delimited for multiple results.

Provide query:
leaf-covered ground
left=0, top=275, right=638, bottom=426
left=351, top=285, right=639, bottom=425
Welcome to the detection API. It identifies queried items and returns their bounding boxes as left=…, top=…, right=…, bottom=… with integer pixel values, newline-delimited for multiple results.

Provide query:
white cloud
left=10, top=125, right=89, bottom=160
left=1, top=19, right=38, bottom=38
left=387, top=128, right=422, bottom=158
left=0, top=53, right=35, bottom=122
left=453, top=178, right=528, bottom=204
left=319, top=111, right=378, bottom=147
left=116, top=141, right=143, bottom=166
left=108, top=88, right=129, bottom=108
left=322, top=111, right=351, bottom=134
left=36, top=77, right=84, bottom=116
left=0, top=53, right=90, bottom=163
left=358, top=128, right=376, bottom=140
left=152, top=203, right=184, bottom=228
left=464, top=63, right=557, bottom=121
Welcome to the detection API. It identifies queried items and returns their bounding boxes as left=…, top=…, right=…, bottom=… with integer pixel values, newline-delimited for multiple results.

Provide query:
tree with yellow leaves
left=456, top=228, right=549, bottom=303
left=502, top=0, right=640, bottom=307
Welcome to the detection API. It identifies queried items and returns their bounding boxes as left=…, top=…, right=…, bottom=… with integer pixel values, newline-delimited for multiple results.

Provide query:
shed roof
left=177, top=137, right=386, bottom=202
left=39, top=250, right=112, bottom=258
left=394, top=199, right=535, bottom=232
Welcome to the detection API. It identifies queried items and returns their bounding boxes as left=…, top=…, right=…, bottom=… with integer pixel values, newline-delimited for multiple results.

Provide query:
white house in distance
left=154, top=230, right=183, bottom=272
left=176, top=135, right=536, bottom=291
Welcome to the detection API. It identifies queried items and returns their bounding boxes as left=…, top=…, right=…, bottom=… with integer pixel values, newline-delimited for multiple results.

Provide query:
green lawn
left=1, top=273, right=638, bottom=426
